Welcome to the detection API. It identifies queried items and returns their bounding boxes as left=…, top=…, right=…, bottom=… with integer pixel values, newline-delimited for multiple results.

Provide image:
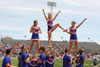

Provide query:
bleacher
left=1, top=39, right=100, bottom=54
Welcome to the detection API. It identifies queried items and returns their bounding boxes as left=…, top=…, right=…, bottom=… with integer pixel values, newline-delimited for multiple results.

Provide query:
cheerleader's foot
left=48, top=45, right=52, bottom=49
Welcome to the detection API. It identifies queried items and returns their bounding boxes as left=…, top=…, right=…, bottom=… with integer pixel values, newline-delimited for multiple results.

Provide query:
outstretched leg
left=69, top=40, right=73, bottom=52
left=75, top=40, right=78, bottom=52
left=50, top=23, right=64, bottom=32
left=29, top=40, right=34, bottom=53
left=48, top=23, right=64, bottom=48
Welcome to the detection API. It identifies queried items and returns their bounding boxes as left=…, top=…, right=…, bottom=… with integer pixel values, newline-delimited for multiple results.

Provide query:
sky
left=0, top=0, right=100, bottom=43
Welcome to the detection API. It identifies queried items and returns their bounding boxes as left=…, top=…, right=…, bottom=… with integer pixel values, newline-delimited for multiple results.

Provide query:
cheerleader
left=63, top=48, right=72, bottom=67
left=69, top=54, right=74, bottom=67
left=75, top=50, right=85, bottom=67
left=30, top=54, right=38, bottom=67
left=37, top=47, right=46, bottom=67
left=76, top=56, right=80, bottom=67
left=45, top=48, right=55, bottom=67
left=64, top=18, right=87, bottom=52
left=29, top=20, right=42, bottom=53
left=42, top=9, right=64, bottom=48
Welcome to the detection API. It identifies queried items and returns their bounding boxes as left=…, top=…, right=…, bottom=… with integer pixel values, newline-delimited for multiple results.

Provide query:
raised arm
left=52, top=10, right=61, bottom=21
left=52, top=49, right=56, bottom=58
left=76, top=18, right=87, bottom=29
left=72, top=55, right=77, bottom=61
left=39, top=27, right=42, bottom=34
left=45, top=49, right=49, bottom=56
left=42, top=9, right=48, bottom=21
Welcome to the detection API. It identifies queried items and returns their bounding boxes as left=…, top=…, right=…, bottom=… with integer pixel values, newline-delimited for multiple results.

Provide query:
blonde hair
left=72, top=21, right=76, bottom=24
left=48, top=13, right=52, bottom=19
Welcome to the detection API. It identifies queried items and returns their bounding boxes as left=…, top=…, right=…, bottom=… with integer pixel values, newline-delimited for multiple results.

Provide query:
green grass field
left=0, top=58, right=99, bottom=67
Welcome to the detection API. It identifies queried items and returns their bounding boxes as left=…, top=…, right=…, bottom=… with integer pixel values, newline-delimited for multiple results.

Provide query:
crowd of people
left=2, top=45, right=86, bottom=67
left=0, top=42, right=25, bottom=57
left=0, top=42, right=88, bottom=57
left=0, top=41, right=99, bottom=58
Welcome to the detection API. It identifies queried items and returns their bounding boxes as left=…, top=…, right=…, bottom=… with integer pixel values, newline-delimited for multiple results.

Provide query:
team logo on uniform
left=49, top=57, right=53, bottom=61
left=32, top=61, right=36, bottom=64
left=76, top=59, right=80, bottom=62
left=72, top=29, right=76, bottom=33
left=34, top=29, right=38, bottom=32
left=49, top=21, right=52, bottom=25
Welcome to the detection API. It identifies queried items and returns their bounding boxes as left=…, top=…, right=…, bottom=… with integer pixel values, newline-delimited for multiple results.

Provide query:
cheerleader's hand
left=58, top=10, right=61, bottom=13
left=38, top=54, right=40, bottom=57
left=63, top=29, right=68, bottom=32
left=32, top=30, right=35, bottom=33
left=28, top=54, right=31, bottom=57
left=42, top=8, right=44, bottom=11
left=39, top=32, right=42, bottom=34
left=84, top=18, right=87, bottom=20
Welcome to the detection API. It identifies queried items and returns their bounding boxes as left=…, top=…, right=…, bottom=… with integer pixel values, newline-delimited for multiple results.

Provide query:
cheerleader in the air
left=64, top=18, right=87, bottom=52
left=42, top=9, right=64, bottom=48
left=45, top=48, right=55, bottom=67
left=29, top=20, right=42, bottom=53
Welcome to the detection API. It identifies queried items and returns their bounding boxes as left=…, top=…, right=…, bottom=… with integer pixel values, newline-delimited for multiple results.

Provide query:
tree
left=2, top=36, right=13, bottom=40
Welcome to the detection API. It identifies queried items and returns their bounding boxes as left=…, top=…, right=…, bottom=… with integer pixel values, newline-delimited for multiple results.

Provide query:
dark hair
left=40, top=47, right=45, bottom=52
left=19, top=52, right=22, bottom=55
left=65, top=48, right=69, bottom=53
left=6, top=49, right=12, bottom=55
left=79, top=49, right=83, bottom=54
left=21, top=45, right=25, bottom=51
left=33, top=20, right=37, bottom=26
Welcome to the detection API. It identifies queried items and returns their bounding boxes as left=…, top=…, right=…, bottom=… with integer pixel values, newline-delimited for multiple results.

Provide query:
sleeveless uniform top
left=70, top=28, right=77, bottom=40
left=30, top=59, right=37, bottom=67
left=45, top=56, right=54, bottom=67
left=31, top=26, right=39, bottom=40
left=47, top=20, right=53, bottom=32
